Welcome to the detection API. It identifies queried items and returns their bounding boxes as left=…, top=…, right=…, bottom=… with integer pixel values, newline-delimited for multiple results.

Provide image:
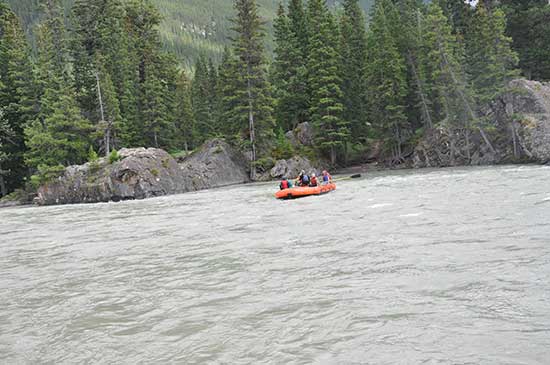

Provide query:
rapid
left=1, top=165, right=549, bottom=364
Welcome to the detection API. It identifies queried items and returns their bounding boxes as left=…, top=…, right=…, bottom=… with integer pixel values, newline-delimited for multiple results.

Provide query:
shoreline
left=2, top=161, right=546, bottom=209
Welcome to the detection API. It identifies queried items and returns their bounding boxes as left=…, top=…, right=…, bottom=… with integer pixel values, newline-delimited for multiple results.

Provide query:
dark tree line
left=1, top=0, right=550, bottom=197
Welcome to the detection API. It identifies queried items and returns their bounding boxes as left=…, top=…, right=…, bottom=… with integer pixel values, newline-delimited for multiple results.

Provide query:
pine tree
left=174, top=70, right=196, bottom=152
left=466, top=3, right=519, bottom=105
left=229, top=0, right=275, bottom=179
left=25, top=0, right=93, bottom=171
left=306, top=0, right=347, bottom=165
left=339, top=0, right=368, bottom=144
left=191, top=55, right=212, bottom=141
left=0, top=105, right=14, bottom=197
left=500, top=0, right=550, bottom=80
left=125, top=0, right=178, bottom=149
left=0, top=0, right=37, bottom=193
left=218, top=46, right=243, bottom=138
left=272, top=0, right=311, bottom=132
left=272, top=3, right=293, bottom=130
left=421, top=3, right=470, bottom=128
left=366, top=0, right=409, bottom=162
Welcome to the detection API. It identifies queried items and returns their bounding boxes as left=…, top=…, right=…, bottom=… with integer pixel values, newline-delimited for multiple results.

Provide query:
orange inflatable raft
left=275, top=183, right=336, bottom=199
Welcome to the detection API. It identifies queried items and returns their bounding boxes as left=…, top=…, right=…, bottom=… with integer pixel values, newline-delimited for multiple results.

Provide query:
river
left=1, top=165, right=549, bottom=364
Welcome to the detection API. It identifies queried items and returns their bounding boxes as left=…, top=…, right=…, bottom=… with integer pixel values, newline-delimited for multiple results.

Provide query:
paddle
left=332, top=173, right=362, bottom=182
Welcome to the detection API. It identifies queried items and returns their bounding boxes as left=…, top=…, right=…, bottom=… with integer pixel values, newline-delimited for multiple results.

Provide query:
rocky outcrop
left=35, top=139, right=249, bottom=205
left=285, top=122, right=314, bottom=147
left=270, top=156, right=318, bottom=179
left=413, top=79, right=550, bottom=167
left=178, top=139, right=250, bottom=191
left=491, top=79, right=550, bottom=163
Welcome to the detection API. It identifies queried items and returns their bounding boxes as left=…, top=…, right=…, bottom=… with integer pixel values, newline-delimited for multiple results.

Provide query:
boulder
left=178, top=139, right=250, bottom=190
left=493, top=79, right=550, bottom=163
left=294, top=122, right=314, bottom=146
left=270, top=156, right=318, bottom=179
left=285, top=122, right=314, bottom=147
left=35, top=139, right=250, bottom=206
left=413, top=79, right=550, bottom=167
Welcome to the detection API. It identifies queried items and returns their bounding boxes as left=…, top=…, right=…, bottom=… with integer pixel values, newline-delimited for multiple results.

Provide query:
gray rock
left=270, top=156, right=318, bottom=179
left=294, top=122, right=314, bottom=146
left=497, top=79, right=550, bottom=163
left=35, top=139, right=250, bottom=206
left=178, top=139, right=250, bottom=191
left=413, top=79, right=550, bottom=167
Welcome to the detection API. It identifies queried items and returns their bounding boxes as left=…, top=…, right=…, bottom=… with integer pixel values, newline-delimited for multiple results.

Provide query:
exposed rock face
left=270, top=156, right=318, bottom=179
left=286, top=122, right=314, bottom=147
left=178, top=139, right=250, bottom=191
left=35, top=139, right=249, bottom=206
left=493, top=79, right=550, bottom=163
left=413, top=79, right=550, bottom=167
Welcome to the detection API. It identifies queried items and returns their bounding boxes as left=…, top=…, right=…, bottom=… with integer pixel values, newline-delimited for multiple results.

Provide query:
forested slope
left=7, top=0, right=373, bottom=67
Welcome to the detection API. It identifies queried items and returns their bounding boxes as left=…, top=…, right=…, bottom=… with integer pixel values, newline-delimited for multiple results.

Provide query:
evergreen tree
left=217, top=46, right=243, bottom=138
left=191, top=55, right=212, bottom=141
left=0, top=0, right=36, bottom=193
left=501, top=0, right=550, bottom=80
left=229, top=0, right=275, bottom=179
left=174, top=70, right=196, bottom=152
left=339, top=0, right=368, bottom=143
left=466, top=3, right=518, bottom=105
left=207, top=58, right=221, bottom=135
left=272, top=3, right=292, bottom=130
left=272, top=0, right=310, bottom=132
left=421, top=3, right=470, bottom=128
left=0, top=105, right=14, bottom=197
left=366, top=0, right=409, bottom=161
left=125, top=0, right=178, bottom=149
left=306, top=0, right=347, bottom=165
left=25, top=0, right=93, bottom=171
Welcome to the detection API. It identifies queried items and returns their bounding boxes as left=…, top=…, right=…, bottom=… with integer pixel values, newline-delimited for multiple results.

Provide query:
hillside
left=7, top=0, right=373, bottom=67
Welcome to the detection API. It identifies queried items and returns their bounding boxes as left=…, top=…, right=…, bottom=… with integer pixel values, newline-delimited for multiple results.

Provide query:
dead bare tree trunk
left=438, top=42, right=497, bottom=155
left=0, top=162, right=6, bottom=198
left=407, top=51, right=433, bottom=129
left=247, top=68, right=256, bottom=181
left=511, top=121, right=519, bottom=159
left=96, top=72, right=110, bottom=156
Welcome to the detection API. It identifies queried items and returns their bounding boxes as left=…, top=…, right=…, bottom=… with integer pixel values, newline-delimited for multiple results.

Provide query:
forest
left=1, top=0, right=550, bottom=197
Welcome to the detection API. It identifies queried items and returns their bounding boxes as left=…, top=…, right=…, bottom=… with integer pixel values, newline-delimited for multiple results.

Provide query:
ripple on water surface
left=0, top=165, right=550, bottom=364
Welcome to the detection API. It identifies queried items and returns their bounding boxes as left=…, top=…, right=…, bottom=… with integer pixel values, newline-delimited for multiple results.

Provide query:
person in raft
left=296, top=170, right=310, bottom=187
left=309, top=173, right=318, bottom=187
left=321, top=170, right=332, bottom=185
left=279, top=178, right=293, bottom=190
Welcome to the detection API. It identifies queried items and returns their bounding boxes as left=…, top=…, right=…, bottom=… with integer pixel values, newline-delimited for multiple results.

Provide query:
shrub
left=272, top=127, right=294, bottom=160
left=108, top=149, right=120, bottom=164
left=151, top=168, right=159, bottom=177
left=88, top=146, right=99, bottom=162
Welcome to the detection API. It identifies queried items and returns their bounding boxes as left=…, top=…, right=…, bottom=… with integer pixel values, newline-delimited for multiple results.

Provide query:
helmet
left=322, top=170, right=327, bottom=174
left=312, top=173, right=316, bottom=177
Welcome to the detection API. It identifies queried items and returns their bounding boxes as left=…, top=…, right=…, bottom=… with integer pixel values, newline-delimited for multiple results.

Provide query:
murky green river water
left=1, top=165, right=549, bottom=364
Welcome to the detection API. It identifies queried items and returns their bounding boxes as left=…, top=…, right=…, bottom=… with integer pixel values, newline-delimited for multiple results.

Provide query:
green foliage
left=339, top=0, right=368, bottom=143
left=501, top=0, right=550, bottom=81
left=30, top=164, right=65, bottom=188
left=88, top=146, right=99, bottom=162
left=271, top=127, right=294, bottom=160
left=465, top=4, right=519, bottom=105
left=366, top=0, right=408, bottom=157
left=307, top=0, right=347, bottom=165
left=8, top=0, right=374, bottom=69
left=150, top=168, right=159, bottom=176
left=0, top=1, right=36, bottom=193
left=108, top=149, right=120, bottom=164
left=228, top=0, right=275, bottom=178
